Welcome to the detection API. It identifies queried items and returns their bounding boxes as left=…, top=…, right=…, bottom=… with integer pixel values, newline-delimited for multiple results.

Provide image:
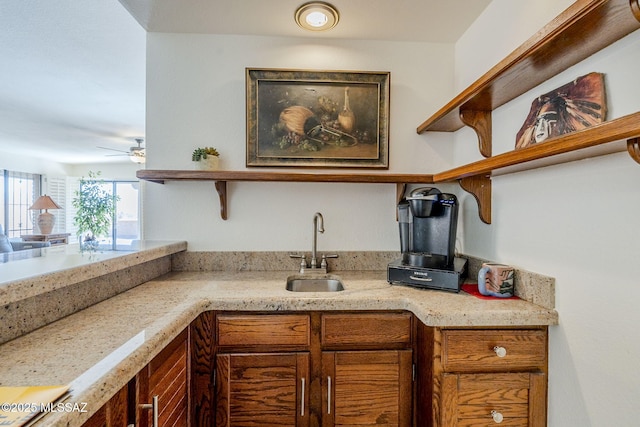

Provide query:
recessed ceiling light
left=295, top=2, right=339, bottom=31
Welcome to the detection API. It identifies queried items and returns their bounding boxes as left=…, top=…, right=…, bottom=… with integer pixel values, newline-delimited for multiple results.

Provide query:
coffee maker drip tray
left=387, top=257, right=468, bottom=292
left=401, top=252, right=450, bottom=268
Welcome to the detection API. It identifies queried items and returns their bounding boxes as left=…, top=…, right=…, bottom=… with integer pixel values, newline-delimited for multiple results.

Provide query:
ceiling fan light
left=130, top=151, right=146, bottom=164
left=295, top=2, right=339, bottom=31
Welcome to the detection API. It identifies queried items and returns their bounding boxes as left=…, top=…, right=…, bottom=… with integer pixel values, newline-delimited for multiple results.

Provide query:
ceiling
left=0, top=0, right=490, bottom=165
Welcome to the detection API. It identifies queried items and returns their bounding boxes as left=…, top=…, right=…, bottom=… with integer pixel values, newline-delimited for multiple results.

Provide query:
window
left=75, top=179, right=140, bottom=250
left=113, top=181, right=141, bottom=249
left=1, top=170, right=41, bottom=238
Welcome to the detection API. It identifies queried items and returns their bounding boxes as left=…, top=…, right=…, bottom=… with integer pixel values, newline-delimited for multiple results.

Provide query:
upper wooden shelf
left=417, top=0, right=640, bottom=134
left=136, top=170, right=434, bottom=184
left=136, top=170, right=435, bottom=220
left=433, top=112, right=640, bottom=182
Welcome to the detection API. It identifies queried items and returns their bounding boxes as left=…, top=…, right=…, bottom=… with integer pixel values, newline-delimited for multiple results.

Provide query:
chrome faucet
left=289, top=212, right=338, bottom=274
left=311, top=212, right=324, bottom=268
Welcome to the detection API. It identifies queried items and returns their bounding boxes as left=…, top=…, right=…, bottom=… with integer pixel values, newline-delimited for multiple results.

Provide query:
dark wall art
left=246, top=69, right=390, bottom=168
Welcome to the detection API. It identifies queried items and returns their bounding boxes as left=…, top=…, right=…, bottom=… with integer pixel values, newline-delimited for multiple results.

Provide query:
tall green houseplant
left=73, top=171, right=118, bottom=251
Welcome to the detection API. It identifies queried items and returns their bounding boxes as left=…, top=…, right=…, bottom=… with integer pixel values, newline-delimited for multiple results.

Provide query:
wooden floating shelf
left=136, top=170, right=435, bottom=220
left=431, top=113, right=640, bottom=224
left=137, top=110, right=640, bottom=222
left=417, top=0, right=640, bottom=136
left=136, top=170, right=434, bottom=184
left=415, top=0, right=640, bottom=224
left=433, top=112, right=640, bottom=182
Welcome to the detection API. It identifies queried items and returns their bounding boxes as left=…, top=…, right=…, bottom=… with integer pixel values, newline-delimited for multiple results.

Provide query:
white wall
left=144, top=4, right=640, bottom=424
left=144, top=34, right=458, bottom=251
left=0, top=149, right=72, bottom=177
left=454, top=1, right=640, bottom=425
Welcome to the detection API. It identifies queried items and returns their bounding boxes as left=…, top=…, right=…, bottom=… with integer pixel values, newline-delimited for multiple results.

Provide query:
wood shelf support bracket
left=460, top=109, right=492, bottom=158
left=627, top=138, right=640, bottom=164
left=396, top=183, right=407, bottom=204
left=631, top=0, right=640, bottom=23
left=459, top=175, right=492, bottom=224
left=214, top=181, right=228, bottom=220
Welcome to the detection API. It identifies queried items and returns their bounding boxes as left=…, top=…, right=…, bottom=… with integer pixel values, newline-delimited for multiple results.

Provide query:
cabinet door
left=322, top=350, right=413, bottom=427
left=441, top=372, right=546, bottom=427
left=138, top=329, right=190, bottom=427
left=215, top=352, right=310, bottom=427
left=83, top=383, right=130, bottom=427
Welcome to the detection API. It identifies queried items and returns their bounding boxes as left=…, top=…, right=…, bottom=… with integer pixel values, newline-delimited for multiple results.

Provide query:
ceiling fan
left=98, top=138, right=146, bottom=163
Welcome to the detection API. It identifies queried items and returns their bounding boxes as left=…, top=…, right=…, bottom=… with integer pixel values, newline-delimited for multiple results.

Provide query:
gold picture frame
left=246, top=68, right=390, bottom=168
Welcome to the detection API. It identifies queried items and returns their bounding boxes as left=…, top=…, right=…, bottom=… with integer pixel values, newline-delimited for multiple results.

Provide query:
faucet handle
left=290, top=253, right=307, bottom=272
left=320, top=254, right=338, bottom=269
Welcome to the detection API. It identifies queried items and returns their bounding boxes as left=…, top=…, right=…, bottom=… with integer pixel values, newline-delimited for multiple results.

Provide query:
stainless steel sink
left=285, top=275, right=344, bottom=292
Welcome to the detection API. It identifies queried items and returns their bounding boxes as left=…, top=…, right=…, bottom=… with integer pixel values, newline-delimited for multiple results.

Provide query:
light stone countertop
left=0, top=240, right=188, bottom=306
left=0, top=269, right=558, bottom=427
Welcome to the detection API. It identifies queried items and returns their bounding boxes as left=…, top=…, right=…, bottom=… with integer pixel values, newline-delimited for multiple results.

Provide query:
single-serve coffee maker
left=387, top=187, right=467, bottom=292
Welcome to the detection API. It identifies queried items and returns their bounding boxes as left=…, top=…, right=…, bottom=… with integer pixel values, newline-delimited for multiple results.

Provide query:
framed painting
left=246, top=68, right=390, bottom=168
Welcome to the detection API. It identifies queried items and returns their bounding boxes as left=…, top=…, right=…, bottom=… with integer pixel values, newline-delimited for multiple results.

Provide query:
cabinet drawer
left=322, top=312, right=412, bottom=348
left=216, top=314, right=310, bottom=348
left=442, top=329, right=547, bottom=372
left=442, top=372, right=547, bottom=427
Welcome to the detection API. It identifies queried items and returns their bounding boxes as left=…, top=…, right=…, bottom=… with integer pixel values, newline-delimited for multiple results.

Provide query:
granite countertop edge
left=0, top=240, right=188, bottom=306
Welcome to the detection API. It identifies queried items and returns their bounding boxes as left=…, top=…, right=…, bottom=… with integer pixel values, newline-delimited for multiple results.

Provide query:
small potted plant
left=192, top=147, right=220, bottom=170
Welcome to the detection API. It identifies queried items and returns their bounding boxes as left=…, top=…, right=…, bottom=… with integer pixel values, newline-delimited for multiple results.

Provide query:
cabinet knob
left=493, top=346, right=507, bottom=358
left=491, top=410, right=504, bottom=423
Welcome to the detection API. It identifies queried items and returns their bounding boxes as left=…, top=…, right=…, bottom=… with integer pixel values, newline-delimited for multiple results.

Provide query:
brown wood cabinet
left=83, top=329, right=190, bottom=427
left=417, top=325, right=548, bottom=427
left=137, top=329, right=190, bottom=427
left=213, top=311, right=414, bottom=427
left=214, top=313, right=311, bottom=427
left=321, top=312, right=413, bottom=427
left=216, top=352, right=310, bottom=427
left=322, top=350, right=412, bottom=427
left=82, top=383, right=131, bottom=427
left=82, top=312, right=550, bottom=427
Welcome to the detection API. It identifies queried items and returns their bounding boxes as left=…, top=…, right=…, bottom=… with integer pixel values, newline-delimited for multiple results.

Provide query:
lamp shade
left=29, top=195, right=61, bottom=211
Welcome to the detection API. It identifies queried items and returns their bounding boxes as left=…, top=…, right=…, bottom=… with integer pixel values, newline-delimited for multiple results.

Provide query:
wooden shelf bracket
left=459, top=175, right=492, bottom=224
left=460, top=109, right=492, bottom=158
left=632, top=0, right=640, bottom=22
left=628, top=137, right=640, bottom=164
left=214, top=181, right=228, bottom=220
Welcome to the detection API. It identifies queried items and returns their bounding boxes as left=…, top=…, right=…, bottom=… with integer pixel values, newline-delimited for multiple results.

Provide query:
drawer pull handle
left=300, top=378, right=306, bottom=416
left=140, top=395, right=159, bottom=427
left=493, top=346, right=507, bottom=358
left=409, top=275, right=433, bottom=282
left=327, top=376, right=332, bottom=414
left=491, top=410, right=504, bottom=423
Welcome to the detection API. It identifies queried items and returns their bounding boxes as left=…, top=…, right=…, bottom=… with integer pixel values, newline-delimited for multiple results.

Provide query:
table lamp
left=29, top=195, right=61, bottom=235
